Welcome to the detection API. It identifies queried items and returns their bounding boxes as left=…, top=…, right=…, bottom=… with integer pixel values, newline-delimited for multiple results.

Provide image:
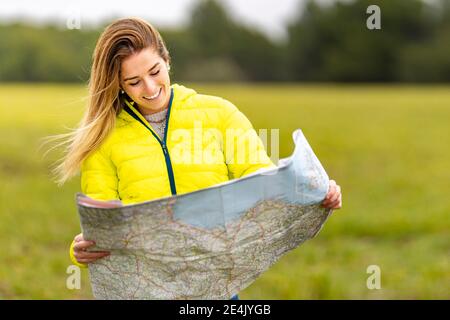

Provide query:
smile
left=143, top=88, right=161, bottom=100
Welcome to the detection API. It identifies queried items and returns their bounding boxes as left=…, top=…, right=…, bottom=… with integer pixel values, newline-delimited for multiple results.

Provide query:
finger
left=328, top=185, right=341, bottom=203
left=323, top=202, right=335, bottom=209
left=323, top=193, right=341, bottom=208
left=322, top=199, right=334, bottom=208
left=76, top=258, right=103, bottom=264
left=326, top=181, right=337, bottom=200
left=324, top=190, right=337, bottom=203
left=331, top=195, right=342, bottom=209
left=73, top=240, right=96, bottom=252
left=332, top=202, right=342, bottom=209
left=74, top=251, right=110, bottom=260
left=323, top=190, right=337, bottom=206
left=77, top=253, right=110, bottom=264
left=74, top=233, right=84, bottom=242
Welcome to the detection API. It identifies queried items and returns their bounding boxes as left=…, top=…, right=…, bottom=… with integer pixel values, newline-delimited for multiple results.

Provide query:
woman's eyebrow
left=123, top=62, right=160, bottom=81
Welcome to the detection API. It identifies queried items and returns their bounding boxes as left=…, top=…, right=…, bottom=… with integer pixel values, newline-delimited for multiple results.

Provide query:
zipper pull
left=162, top=143, right=168, bottom=155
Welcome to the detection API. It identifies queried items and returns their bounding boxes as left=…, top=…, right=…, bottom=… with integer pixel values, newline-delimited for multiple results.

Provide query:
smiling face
left=120, top=47, right=171, bottom=115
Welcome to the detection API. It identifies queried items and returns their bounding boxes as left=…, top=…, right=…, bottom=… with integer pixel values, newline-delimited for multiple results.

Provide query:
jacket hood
left=171, top=83, right=197, bottom=104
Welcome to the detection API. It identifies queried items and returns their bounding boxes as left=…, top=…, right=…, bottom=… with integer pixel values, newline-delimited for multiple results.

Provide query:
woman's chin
left=139, top=99, right=168, bottom=114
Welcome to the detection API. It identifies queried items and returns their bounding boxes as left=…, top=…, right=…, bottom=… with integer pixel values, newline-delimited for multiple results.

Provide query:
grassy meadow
left=0, top=83, right=448, bottom=299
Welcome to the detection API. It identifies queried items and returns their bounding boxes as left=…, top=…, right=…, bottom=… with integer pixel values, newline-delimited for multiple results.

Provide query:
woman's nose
left=142, top=76, right=158, bottom=94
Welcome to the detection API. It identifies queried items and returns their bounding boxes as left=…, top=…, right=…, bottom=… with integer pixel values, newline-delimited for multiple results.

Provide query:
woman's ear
left=164, top=59, right=171, bottom=71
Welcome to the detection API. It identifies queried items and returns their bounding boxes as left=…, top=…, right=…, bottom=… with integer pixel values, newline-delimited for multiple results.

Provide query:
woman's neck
left=137, top=104, right=168, bottom=116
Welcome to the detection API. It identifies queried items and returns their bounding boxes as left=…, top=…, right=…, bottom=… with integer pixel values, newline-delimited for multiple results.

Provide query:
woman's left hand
left=322, top=179, right=342, bottom=210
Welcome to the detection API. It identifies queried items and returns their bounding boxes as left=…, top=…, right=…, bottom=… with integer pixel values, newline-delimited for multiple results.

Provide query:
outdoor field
left=0, top=83, right=448, bottom=299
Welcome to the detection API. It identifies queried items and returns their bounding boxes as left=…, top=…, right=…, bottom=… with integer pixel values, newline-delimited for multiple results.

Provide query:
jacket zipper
left=123, top=88, right=177, bottom=195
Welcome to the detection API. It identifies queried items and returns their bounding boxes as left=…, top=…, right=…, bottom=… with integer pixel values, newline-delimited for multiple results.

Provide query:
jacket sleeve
left=220, top=99, right=276, bottom=179
left=80, top=144, right=119, bottom=201
left=70, top=145, right=118, bottom=268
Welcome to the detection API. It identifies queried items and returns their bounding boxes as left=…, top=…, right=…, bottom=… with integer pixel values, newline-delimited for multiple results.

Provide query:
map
left=76, top=129, right=332, bottom=300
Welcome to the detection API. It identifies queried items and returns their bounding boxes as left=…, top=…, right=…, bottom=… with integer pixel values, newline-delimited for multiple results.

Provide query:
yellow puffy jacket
left=70, top=84, right=275, bottom=267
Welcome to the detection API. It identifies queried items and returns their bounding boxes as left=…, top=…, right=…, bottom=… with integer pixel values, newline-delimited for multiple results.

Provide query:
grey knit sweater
left=143, top=108, right=168, bottom=139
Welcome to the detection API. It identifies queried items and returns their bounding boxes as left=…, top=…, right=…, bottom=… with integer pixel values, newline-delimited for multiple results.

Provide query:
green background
left=0, top=83, right=448, bottom=299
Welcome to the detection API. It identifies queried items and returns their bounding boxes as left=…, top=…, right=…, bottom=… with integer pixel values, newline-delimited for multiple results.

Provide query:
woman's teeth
left=143, top=88, right=161, bottom=100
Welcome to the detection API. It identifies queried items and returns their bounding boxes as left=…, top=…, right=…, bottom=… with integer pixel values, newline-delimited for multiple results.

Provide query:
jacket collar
left=117, top=84, right=196, bottom=123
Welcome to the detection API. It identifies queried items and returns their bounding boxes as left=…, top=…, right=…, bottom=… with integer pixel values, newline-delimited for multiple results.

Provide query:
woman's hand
left=72, top=233, right=110, bottom=264
left=322, top=180, right=342, bottom=210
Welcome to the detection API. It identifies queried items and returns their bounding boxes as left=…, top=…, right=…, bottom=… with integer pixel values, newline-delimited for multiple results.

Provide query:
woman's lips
left=143, top=88, right=161, bottom=101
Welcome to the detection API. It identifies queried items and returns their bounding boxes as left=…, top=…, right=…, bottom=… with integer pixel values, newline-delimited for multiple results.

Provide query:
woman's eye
left=128, top=70, right=159, bottom=86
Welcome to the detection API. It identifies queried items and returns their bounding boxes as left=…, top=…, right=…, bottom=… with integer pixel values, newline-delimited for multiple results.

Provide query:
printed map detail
left=77, top=129, right=332, bottom=300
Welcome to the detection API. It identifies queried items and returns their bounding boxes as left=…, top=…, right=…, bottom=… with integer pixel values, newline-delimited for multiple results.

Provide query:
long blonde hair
left=50, top=17, right=170, bottom=185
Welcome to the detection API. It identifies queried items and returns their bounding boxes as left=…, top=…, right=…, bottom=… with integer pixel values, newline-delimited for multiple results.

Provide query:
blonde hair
left=49, top=17, right=170, bottom=185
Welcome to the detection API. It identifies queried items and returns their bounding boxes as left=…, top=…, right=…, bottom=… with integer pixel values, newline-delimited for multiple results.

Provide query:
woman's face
left=120, top=47, right=171, bottom=115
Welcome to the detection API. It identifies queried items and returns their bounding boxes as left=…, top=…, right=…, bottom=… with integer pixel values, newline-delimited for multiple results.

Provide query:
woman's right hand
left=72, top=233, right=110, bottom=264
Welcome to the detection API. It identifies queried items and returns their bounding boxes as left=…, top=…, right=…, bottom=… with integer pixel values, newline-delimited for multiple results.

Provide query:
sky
left=0, top=0, right=328, bottom=41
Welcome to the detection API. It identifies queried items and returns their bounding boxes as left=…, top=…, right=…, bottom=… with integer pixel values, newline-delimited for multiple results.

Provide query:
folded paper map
left=76, top=129, right=332, bottom=300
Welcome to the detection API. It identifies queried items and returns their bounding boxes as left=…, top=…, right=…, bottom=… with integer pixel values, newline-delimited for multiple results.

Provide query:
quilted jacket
left=70, top=83, right=275, bottom=267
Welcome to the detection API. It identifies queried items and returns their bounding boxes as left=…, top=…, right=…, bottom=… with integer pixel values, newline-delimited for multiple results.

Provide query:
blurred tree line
left=0, top=0, right=449, bottom=83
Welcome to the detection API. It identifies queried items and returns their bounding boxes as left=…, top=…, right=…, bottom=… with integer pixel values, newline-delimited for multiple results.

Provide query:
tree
left=287, top=0, right=437, bottom=82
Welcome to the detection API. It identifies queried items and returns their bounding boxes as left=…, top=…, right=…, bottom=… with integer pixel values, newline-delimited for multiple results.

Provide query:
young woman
left=57, top=17, right=342, bottom=298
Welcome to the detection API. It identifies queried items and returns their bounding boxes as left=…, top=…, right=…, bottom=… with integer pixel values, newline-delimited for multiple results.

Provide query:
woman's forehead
left=121, top=47, right=162, bottom=79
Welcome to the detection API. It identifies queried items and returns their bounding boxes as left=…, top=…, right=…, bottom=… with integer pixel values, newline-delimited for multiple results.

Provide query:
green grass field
left=0, top=83, right=448, bottom=299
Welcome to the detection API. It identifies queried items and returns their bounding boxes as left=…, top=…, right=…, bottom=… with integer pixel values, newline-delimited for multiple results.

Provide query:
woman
left=58, top=17, right=342, bottom=297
